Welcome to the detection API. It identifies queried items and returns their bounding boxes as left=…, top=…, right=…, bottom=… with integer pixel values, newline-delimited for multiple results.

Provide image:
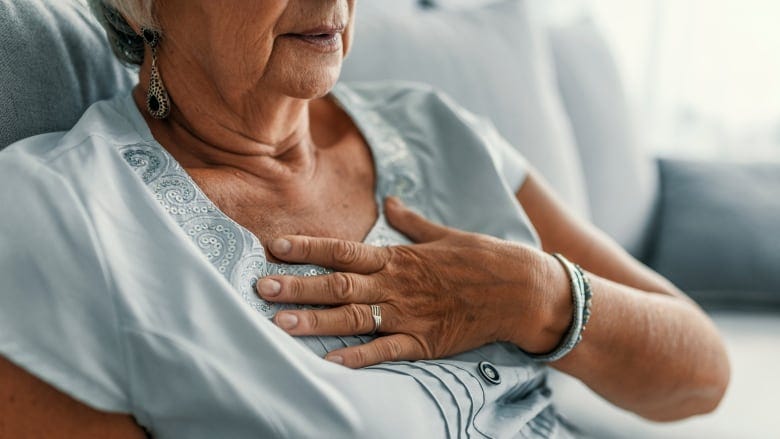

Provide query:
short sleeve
left=439, top=91, right=530, bottom=193
left=474, top=116, right=530, bottom=193
left=0, top=149, right=130, bottom=412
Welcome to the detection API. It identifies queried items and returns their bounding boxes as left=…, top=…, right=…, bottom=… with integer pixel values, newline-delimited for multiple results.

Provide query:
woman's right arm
left=0, top=356, right=146, bottom=438
left=0, top=153, right=146, bottom=437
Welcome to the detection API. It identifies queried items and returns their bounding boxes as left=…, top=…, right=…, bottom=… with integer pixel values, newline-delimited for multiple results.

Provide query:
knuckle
left=382, top=338, right=404, bottom=361
left=297, top=238, right=313, bottom=259
left=286, top=278, right=303, bottom=300
left=343, top=304, right=368, bottom=331
left=384, top=251, right=405, bottom=277
left=379, top=247, right=393, bottom=270
left=352, top=347, right=368, bottom=366
left=333, top=241, right=361, bottom=266
left=303, top=311, right=319, bottom=330
left=329, top=273, right=354, bottom=302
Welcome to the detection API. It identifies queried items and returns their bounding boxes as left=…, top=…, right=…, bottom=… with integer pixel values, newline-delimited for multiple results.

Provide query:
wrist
left=510, top=252, right=573, bottom=354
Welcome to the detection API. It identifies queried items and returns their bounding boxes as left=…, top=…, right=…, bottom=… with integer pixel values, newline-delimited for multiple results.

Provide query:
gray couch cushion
left=0, top=0, right=133, bottom=149
left=344, top=0, right=591, bottom=218
left=548, top=18, right=658, bottom=258
left=650, top=159, right=780, bottom=309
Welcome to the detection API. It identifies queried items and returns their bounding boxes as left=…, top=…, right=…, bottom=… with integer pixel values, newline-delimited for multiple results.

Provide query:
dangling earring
left=142, top=28, right=171, bottom=119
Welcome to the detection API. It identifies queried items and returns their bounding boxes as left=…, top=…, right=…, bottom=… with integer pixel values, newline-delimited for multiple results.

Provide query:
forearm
left=542, top=207, right=729, bottom=419
left=530, top=220, right=730, bottom=420
left=546, top=273, right=730, bottom=421
left=0, top=357, right=146, bottom=439
left=516, top=170, right=729, bottom=420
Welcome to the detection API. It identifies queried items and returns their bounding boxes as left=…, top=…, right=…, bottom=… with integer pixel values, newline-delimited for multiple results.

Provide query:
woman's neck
left=132, top=85, right=317, bottom=184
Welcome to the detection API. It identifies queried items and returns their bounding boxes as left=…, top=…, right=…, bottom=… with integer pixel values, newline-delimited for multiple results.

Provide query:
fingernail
left=258, top=279, right=281, bottom=297
left=276, top=313, right=298, bottom=330
left=326, top=355, right=344, bottom=365
left=387, top=196, right=402, bottom=207
left=272, top=238, right=292, bottom=255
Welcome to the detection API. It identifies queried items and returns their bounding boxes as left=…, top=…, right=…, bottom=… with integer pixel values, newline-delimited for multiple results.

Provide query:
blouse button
left=477, top=361, right=501, bottom=385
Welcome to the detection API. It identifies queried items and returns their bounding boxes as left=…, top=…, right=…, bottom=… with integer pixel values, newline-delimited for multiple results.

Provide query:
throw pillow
left=650, top=159, right=780, bottom=310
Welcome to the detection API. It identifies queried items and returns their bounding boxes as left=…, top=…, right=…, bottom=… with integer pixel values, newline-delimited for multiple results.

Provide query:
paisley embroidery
left=123, top=148, right=163, bottom=183
left=119, top=142, right=331, bottom=321
left=118, top=85, right=419, bottom=356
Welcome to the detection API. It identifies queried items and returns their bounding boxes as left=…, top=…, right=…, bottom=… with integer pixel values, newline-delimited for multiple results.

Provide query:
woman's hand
left=257, top=197, right=571, bottom=368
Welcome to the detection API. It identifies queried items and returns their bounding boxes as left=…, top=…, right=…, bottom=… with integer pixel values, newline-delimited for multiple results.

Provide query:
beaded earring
left=141, top=28, right=171, bottom=119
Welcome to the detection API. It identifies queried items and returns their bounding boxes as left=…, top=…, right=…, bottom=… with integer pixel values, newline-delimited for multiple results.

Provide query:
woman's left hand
left=257, top=197, right=571, bottom=368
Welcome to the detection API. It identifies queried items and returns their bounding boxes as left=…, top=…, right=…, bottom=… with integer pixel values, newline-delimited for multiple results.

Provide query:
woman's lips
left=288, top=33, right=341, bottom=49
left=282, top=26, right=345, bottom=52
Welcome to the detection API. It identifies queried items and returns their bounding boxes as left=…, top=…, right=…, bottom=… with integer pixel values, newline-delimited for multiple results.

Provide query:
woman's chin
left=273, top=66, right=343, bottom=100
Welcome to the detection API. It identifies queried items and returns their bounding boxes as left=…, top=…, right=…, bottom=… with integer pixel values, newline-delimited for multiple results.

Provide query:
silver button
left=478, top=361, right=501, bottom=385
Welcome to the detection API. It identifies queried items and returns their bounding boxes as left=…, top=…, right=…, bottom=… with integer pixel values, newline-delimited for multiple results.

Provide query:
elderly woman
left=0, top=0, right=729, bottom=437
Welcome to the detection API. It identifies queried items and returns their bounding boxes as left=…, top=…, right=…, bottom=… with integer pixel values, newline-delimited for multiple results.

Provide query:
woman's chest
left=188, top=144, right=379, bottom=246
left=215, top=192, right=378, bottom=248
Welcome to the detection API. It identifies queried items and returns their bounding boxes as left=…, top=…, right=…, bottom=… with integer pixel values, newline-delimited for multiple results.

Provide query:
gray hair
left=87, top=0, right=157, bottom=66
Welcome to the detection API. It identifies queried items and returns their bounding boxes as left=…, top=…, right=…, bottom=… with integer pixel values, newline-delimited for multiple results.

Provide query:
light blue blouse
left=0, top=82, right=574, bottom=438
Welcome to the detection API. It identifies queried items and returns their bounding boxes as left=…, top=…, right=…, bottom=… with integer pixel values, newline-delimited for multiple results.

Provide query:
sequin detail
left=121, top=142, right=328, bottom=318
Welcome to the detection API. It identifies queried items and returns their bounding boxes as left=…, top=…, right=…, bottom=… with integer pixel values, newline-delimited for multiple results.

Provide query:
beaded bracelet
left=524, top=253, right=593, bottom=362
left=574, top=263, right=594, bottom=340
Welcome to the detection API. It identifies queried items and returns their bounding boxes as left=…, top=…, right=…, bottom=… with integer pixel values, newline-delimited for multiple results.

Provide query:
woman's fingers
left=268, top=236, right=390, bottom=273
left=257, top=272, right=385, bottom=305
left=272, top=303, right=385, bottom=336
left=325, top=334, right=426, bottom=368
left=384, top=197, right=452, bottom=243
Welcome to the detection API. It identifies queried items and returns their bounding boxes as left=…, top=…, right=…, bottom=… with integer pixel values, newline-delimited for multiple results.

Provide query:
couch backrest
left=0, top=0, right=133, bottom=149
left=548, top=18, right=658, bottom=257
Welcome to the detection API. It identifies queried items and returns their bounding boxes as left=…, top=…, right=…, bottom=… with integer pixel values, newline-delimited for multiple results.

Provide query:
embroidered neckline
left=116, top=84, right=423, bottom=320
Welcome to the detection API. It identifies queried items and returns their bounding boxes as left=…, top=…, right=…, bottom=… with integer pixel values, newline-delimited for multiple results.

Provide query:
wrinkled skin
left=258, top=197, right=571, bottom=368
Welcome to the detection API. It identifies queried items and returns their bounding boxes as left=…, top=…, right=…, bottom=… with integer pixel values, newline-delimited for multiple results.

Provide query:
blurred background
left=518, top=0, right=780, bottom=163
left=588, top=0, right=780, bottom=163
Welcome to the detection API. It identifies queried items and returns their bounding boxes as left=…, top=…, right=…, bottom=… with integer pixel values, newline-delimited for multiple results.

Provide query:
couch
left=2, top=0, right=778, bottom=437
